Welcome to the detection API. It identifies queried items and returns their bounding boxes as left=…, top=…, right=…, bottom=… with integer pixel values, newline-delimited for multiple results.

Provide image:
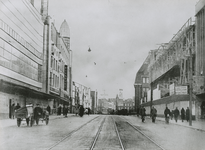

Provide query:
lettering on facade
left=64, top=65, right=67, bottom=91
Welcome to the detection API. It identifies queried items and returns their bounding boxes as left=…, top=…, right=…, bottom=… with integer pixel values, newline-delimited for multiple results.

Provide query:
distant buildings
left=97, top=95, right=134, bottom=114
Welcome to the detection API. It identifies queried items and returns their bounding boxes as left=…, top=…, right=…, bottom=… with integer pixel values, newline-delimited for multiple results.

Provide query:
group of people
left=56, top=104, right=69, bottom=117
left=55, top=104, right=91, bottom=118
left=139, top=106, right=157, bottom=123
left=138, top=105, right=190, bottom=123
left=74, top=105, right=91, bottom=117
left=164, top=106, right=190, bottom=122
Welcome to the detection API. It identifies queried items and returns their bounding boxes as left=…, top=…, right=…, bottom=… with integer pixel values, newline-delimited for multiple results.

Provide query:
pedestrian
left=164, top=106, right=171, bottom=123
left=174, top=107, right=180, bottom=122
left=57, top=104, right=62, bottom=115
left=34, top=103, right=43, bottom=125
left=140, top=106, right=146, bottom=122
left=88, top=108, right=91, bottom=116
left=186, top=107, right=190, bottom=122
left=64, top=105, right=68, bottom=117
left=84, top=108, right=88, bottom=114
left=181, top=107, right=185, bottom=122
left=75, top=104, right=79, bottom=116
left=170, top=110, right=174, bottom=120
left=11, top=103, right=15, bottom=119
left=79, top=105, right=84, bottom=117
left=151, top=106, right=157, bottom=123
left=63, top=105, right=65, bottom=116
left=14, top=103, right=21, bottom=112
left=46, top=105, right=51, bottom=115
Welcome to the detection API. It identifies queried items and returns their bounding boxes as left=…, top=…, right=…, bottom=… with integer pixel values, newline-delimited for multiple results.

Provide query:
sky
left=47, top=0, right=198, bottom=99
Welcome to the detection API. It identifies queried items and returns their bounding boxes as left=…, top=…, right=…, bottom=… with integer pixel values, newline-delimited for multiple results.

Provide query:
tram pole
left=189, top=48, right=193, bottom=126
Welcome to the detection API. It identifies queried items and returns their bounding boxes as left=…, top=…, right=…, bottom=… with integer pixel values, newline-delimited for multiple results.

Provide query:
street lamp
left=88, top=47, right=91, bottom=52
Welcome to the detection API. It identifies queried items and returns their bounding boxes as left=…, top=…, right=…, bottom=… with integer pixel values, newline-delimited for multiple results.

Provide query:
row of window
left=50, top=72, right=66, bottom=89
left=51, top=56, right=59, bottom=72
left=123, top=103, right=134, bottom=107
left=142, top=77, right=149, bottom=83
left=0, top=39, right=39, bottom=81
left=50, top=45, right=66, bottom=73
left=50, top=72, right=59, bottom=88
left=0, top=19, right=42, bottom=59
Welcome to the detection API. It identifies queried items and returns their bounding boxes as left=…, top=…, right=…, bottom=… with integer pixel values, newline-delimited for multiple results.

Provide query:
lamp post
left=189, top=48, right=193, bottom=126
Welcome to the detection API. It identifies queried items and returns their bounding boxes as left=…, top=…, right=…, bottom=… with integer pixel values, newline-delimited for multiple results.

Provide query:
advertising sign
left=175, top=86, right=188, bottom=95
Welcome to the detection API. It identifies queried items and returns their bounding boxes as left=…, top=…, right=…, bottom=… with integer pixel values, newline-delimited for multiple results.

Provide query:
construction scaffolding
left=148, top=18, right=195, bottom=87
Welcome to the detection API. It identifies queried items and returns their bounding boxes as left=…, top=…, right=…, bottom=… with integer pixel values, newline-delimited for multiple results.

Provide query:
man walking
left=181, top=107, right=185, bottom=122
left=174, top=107, right=180, bottom=122
left=186, top=107, right=190, bottom=122
left=151, top=106, right=157, bottom=123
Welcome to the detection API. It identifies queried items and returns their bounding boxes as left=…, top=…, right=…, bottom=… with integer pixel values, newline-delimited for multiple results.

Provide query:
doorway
left=201, top=101, right=205, bottom=119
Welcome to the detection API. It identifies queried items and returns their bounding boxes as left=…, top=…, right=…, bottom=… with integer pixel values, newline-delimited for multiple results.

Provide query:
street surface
left=0, top=115, right=205, bottom=150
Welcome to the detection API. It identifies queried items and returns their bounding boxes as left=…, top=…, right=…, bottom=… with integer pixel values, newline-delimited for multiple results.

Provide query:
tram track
left=91, top=116, right=124, bottom=150
left=126, top=120, right=165, bottom=150
left=47, top=116, right=99, bottom=150
left=47, top=115, right=166, bottom=150
left=114, top=116, right=166, bottom=150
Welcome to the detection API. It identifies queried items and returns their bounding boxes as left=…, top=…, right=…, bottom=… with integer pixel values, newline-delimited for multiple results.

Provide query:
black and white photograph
left=1, top=0, right=205, bottom=150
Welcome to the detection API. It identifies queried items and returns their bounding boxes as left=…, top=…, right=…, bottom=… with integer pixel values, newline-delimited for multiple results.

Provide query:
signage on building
left=175, top=86, right=188, bottom=95
left=64, top=65, right=68, bottom=91
left=169, top=83, right=175, bottom=95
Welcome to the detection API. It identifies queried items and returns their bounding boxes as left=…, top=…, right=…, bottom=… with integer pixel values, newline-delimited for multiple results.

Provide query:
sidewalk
left=0, top=114, right=75, bottom=129
left=155, top=117, right=205, bottom=132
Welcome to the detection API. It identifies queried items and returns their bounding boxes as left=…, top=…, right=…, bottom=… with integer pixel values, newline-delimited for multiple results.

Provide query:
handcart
left=15, top=104, right=34, bottom=127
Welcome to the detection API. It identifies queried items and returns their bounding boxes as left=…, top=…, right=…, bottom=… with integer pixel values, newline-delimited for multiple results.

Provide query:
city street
left=1, top=115, right=205, bottom=150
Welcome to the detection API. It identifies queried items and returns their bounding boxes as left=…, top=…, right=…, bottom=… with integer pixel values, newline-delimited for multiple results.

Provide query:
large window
left=0, top=38, right=40, bottom=81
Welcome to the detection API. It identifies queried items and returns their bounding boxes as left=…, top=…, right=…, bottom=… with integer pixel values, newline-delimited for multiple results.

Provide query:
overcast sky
left=47, top=0, right=198, bottom=99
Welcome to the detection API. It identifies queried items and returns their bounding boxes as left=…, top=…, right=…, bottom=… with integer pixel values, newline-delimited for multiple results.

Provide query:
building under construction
left=135, top=0, right=205, bottom=119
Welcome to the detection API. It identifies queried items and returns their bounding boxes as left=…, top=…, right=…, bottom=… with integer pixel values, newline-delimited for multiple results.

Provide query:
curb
left=152, top=117, right=205, bottom=132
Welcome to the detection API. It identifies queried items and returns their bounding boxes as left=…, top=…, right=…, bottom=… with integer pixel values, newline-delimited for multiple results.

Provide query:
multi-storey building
left=0, top=0, right=45, bottom=119
left=72, top=81, right=91, bottom=110
left=123, top=98, right=135, bottom=112
left=195, top=0, right=205, bottom=119
left=115, top=94, right=124, bottom=110
left=44, top=19, right=72, bottom=113
left=0, top=0, right=73, bottom=118
left=91, top=90, right=98, bottom=113
left=134, top=56, right=150, bottom=112
left=134, top=17, right=196, bottom=117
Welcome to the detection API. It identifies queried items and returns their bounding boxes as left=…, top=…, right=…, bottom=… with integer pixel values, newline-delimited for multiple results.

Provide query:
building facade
left=0, top=0, right=73, bottom=119
left=91, top=90, right=98, bottom=113
left=134, top=56, right=150, bottom=112
left=195, top=0, right=205, bottom=119
left=0, top=0, right=45, bottom=119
